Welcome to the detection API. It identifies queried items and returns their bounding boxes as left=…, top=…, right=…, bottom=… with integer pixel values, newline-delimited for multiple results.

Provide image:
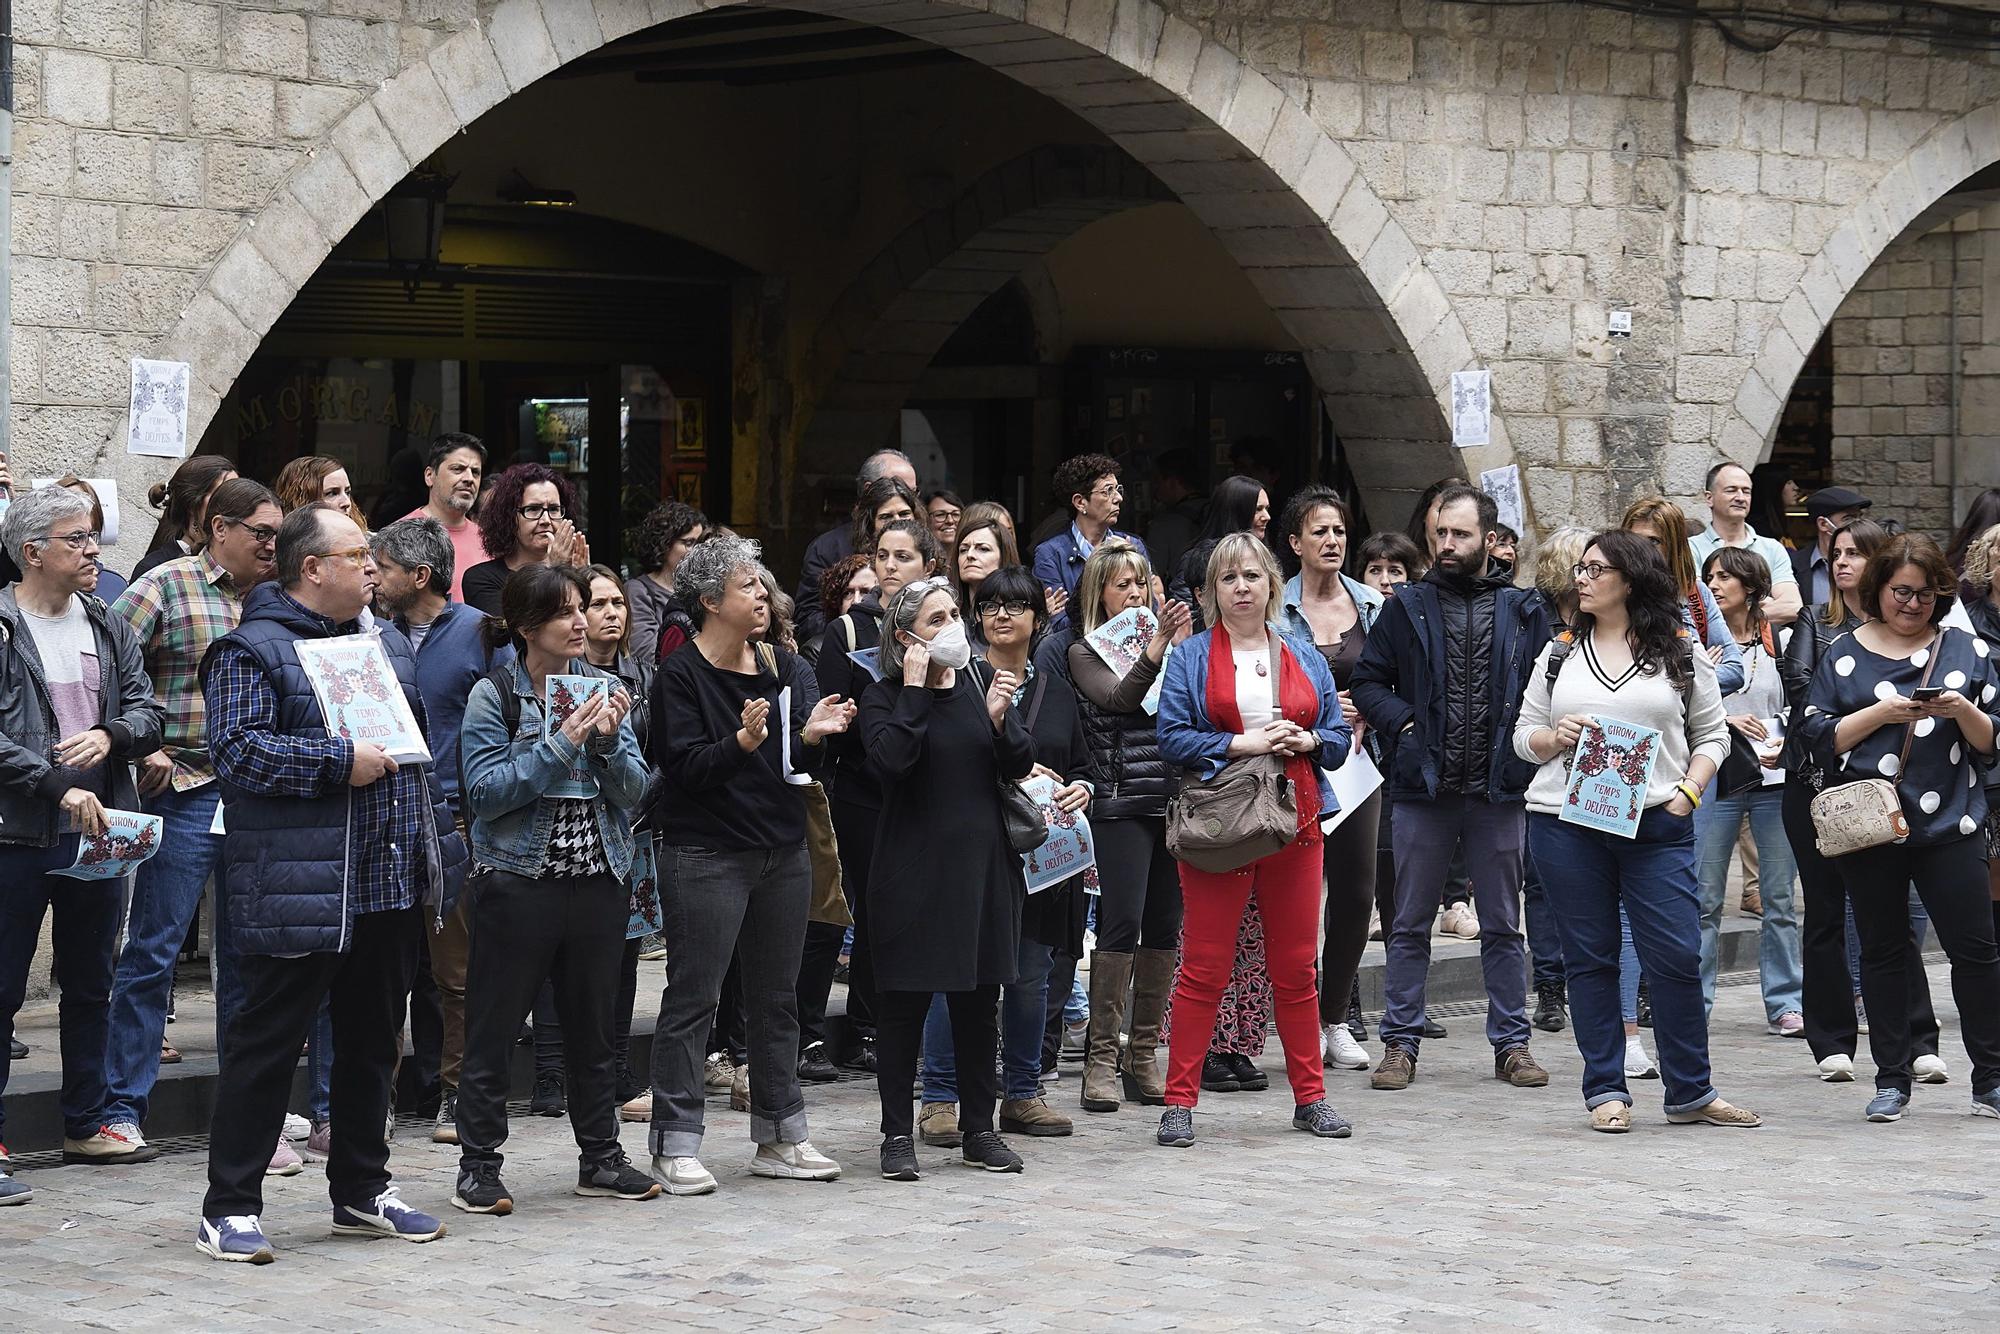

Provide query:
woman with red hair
left=461, top=464, right=587, bottom=617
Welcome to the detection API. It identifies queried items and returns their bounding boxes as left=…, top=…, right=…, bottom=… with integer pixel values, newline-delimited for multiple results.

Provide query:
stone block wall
left=1829, top=209, right=1987, bottom=540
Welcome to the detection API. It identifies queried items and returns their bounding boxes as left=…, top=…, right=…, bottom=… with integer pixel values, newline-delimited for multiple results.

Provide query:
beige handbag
left=1808, top=634, right=1935, bottom=858
left=1166, top=628, right=1300, bottom=874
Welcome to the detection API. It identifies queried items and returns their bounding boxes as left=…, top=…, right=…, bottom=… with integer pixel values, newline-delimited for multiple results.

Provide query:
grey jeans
left=1384, top=794, right=1531, bottom=1053
left=648, top=842, right=812, bottom=1158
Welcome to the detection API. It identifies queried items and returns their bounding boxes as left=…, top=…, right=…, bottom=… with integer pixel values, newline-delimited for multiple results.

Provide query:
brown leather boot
left=1122, top=948, right=1176, bottom=1106
left=1080, top=950, right=1132, bottom=1113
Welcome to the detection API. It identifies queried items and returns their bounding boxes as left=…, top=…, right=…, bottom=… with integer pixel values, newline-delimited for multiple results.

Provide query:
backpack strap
left=1023, top=671, right=1049, bottom=733
left=840, top=615, right=857, bottom=654
left=1544, top=630, right=1576, bottom=693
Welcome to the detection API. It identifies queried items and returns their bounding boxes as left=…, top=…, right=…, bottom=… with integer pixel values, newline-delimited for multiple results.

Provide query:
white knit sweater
left=1513, top=634, right=1731, bottom=818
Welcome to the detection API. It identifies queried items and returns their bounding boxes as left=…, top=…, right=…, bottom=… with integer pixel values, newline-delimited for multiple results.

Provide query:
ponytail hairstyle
left=872, top=516, right=941, bottom=574
left=145, top=454, right=238, bottom=554
left=482, top=562, right=589, bottom=659
left=1572, top=529, right=1694, bottom=693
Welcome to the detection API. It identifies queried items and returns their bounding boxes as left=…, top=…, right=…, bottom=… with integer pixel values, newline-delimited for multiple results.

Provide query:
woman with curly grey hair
left=644, top=534, right=858, bottom=1195
left=860, top=575, right=1037, bottom=1181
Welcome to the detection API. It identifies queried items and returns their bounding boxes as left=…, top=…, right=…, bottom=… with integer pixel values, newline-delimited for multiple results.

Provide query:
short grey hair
left=876, top=576, right=955, bottom=679
left=371, top=515, right=454, bottom=592
left=2, top=486, right=92, bottom=567
left=857, top=448, right=912, bottom=491
left=673, top=532, right=765, bottom=629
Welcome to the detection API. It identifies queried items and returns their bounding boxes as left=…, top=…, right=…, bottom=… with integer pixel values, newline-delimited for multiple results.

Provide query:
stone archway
left=1715, top=102, right=2000, bottom=473
left=800, top=143, right=1172, bottom=458
left=136, top=0, right=1499, bottom=536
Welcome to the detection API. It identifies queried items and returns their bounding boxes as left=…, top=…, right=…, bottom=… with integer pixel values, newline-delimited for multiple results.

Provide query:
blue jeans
left=1619, top=907, right=1641, bottom=1023
left=304, top=1000, right=334, bottom=1122
left=0, top=837, right=121, bottom=1141
left=1530, top=807, right=1717, bottom=1114
left=1523, top=848, right=1565, bottom=988
left=922, top=935, right=1055, bottom=1103
left=1696, top=786, right=1802, bottom=1022
left=102, top=783, right=225, bottom=1128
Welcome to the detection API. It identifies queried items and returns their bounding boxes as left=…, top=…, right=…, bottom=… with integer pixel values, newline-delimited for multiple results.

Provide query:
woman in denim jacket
left=1154, top=533, right=1353, bottom=1149
left=450, top=564, right=656, bottom=1216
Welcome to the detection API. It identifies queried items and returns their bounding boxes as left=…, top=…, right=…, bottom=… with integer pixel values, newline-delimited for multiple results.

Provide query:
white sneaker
left=749, top=1140, right=841, bottom=1181
left=1623, top=1036, right=1658, bottom=1080
left=1913, top=1053, right=1950, bottom=1084
left=1818, top=1053, right=1856, bottom=1082
left=1322, top=1023, right=1371, bottom=1070
left=1439, top=903, right=1480, bottom=940
left=282, top=1113, right=310, bottom=1142
left=619, top=1090, right=653, bottom=1122
left=652, top=1154, right=716, bottom=1196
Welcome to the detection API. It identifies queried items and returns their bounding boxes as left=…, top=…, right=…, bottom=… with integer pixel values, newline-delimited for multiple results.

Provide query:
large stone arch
left=800, top=143, right=1172, bottom=457
left=135, top=0, right=1499, bottom=537
left=1717, top=102, right=2000, bottom=474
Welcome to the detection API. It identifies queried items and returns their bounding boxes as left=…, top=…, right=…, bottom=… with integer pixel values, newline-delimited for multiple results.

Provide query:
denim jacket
left=459, top=657, right=648, bottom=879
left=1278, top=572, right=1383, bottom=643
left=1156, top=623, right=1353, bottom=815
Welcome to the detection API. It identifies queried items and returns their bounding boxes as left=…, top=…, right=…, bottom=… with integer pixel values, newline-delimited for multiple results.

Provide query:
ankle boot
left=1346, top=976, right=1369, bottom=1041
left=1081, top=951, right=1132, bottom=1113
left=1123, top=948, right=1175, bottom=1106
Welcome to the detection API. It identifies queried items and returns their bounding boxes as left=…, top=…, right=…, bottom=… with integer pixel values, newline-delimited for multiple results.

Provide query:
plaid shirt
left=112, top=549, right=244, bottom=791
left=202, top=597, right=425, bottom=918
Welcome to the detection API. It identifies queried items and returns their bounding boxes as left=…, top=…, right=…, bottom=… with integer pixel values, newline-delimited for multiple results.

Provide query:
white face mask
left=922, top=619, right=972, bottom=670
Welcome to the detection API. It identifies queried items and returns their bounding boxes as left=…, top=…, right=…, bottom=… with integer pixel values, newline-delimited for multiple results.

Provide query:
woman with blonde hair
left=273, top=455, right=364, bottom=529
left=1039, top=538, right=1190, bottom=1112
left=1154, top=533, right=1353, bottom=1146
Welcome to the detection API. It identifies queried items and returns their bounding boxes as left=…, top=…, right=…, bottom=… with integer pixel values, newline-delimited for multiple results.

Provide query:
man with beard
left=403, top=434, right=486, bottom=602
left=1353, top=485, right=1552, bottom=1093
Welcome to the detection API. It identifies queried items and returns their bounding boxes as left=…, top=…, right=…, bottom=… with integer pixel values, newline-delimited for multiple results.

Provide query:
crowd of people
left=3, top=436, right=1999, bottom=1263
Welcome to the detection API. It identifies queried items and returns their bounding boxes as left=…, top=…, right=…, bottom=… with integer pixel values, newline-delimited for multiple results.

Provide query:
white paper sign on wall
left=127, top=359, right=191, bottom=459
left=1450, top=369, right=1490, bottom=448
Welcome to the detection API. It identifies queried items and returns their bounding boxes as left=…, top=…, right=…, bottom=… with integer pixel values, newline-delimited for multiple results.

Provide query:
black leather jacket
left=1778, top=601, right=1858, bottom=780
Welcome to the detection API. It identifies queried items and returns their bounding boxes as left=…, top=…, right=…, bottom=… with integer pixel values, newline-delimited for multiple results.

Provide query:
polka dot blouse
left=1801, top=625, right=2000, bottom=846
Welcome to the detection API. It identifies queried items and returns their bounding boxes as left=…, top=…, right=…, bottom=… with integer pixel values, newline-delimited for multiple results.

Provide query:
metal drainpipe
left=1, top=0, right=14, bottom=465
left=1947, top=223, right=1962, bottom=528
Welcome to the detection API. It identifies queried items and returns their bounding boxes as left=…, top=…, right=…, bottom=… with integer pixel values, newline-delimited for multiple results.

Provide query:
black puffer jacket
left=1436, top=565, right=1505, bottom=793
left=1035, top=630, right=1176, bottom=820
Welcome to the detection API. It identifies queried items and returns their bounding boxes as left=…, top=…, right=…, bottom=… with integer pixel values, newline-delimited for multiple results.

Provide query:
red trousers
left=1165, top=830, right=1325, bottom=1108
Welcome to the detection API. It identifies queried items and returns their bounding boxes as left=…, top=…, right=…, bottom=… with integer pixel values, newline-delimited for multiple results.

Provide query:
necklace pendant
left=1254, top=660, right=1268, bottom=677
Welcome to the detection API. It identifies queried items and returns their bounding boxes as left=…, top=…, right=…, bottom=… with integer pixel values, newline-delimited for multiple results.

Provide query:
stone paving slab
left=2, top=962, right=1995, bottom=1329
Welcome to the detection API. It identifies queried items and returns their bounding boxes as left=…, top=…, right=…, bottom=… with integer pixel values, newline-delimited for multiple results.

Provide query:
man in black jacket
left=0, top=487, right=166, bottom=1196
left=1352, top=486, right=1552, bottom=1093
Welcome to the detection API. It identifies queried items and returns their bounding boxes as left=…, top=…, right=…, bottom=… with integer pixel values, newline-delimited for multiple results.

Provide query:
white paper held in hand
left=1318, top=750, right=1383, bottom=833
left=776, top=691, right=812, bottom=785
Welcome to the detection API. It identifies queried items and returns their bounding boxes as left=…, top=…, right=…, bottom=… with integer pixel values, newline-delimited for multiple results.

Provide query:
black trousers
left=1042, top=951, right=1079, bottom=1072
left=1844, top=835, right=2000, bottom=1097
left=457, top=869, right=627, bottom=1171
left=796, top=919, right=846, bottom=1049
left=203, top=906, right=419, bottom=1218
left=1783, top=783, right=1940, bottom=1061
left=406, top=924, right=443, bottom=1100
left=1320, top=790, right=1382, bottom=1023
left=1093, top=816, right=1182, bottom=953
left=831, top=794, right=879, bottom=1044
left=878, top=987, right=998, bottom=1139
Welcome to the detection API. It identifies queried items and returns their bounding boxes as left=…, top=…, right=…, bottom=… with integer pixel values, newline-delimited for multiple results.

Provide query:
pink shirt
left=403, top=506, right=486, bottom=601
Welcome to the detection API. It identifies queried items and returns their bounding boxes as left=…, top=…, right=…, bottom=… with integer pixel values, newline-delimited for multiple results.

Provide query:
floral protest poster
left=1083, top=604, right=1159, bottom=681
left=625, top=833, right=662, bottom=941
left=1559, top=716, right=1662, bottom=839
left=293, top=634, right=433, bottom=764
left=1019, top=773, right=1096, bottom=894
left=54, top=809, right=165, bottom=881
left=544, top=673, right=609, bottom=799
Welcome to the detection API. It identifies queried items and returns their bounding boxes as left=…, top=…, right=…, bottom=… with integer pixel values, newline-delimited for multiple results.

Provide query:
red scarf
left=1204, top=623, right=1322, bottom=829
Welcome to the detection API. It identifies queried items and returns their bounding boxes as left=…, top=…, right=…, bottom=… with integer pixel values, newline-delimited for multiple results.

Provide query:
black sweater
left=649, top=640, right=826, bottom=850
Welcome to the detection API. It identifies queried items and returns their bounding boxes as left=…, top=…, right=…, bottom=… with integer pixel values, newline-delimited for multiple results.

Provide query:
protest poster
left=294, top=634, right=433, bottom=764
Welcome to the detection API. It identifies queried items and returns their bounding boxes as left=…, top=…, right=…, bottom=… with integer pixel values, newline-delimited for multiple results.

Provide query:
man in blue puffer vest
left=193, top=503, right=467, bottom=1265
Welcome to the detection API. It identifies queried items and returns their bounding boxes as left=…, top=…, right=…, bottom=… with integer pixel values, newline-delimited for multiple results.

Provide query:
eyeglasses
left=43, top=529, right=103, bottom=551
left=1572, top=561, right=1619, bottom=582
left=1888, top=585, right=1941, bottom=606
left=319, top=545, right=374, bottom=568
left=516, top=504, right=566, bottom=520
left=223, top=517, right=280, bottom=547
left=1090, top=484, right=1125, bottom=499
left=978, top=598, right=1033, bottom=619
left=904, top=575, right=952, bottom=595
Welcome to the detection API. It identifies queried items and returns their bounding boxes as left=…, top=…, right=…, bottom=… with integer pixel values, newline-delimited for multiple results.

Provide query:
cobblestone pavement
left=2, top=964, right=1994, bottom=1331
